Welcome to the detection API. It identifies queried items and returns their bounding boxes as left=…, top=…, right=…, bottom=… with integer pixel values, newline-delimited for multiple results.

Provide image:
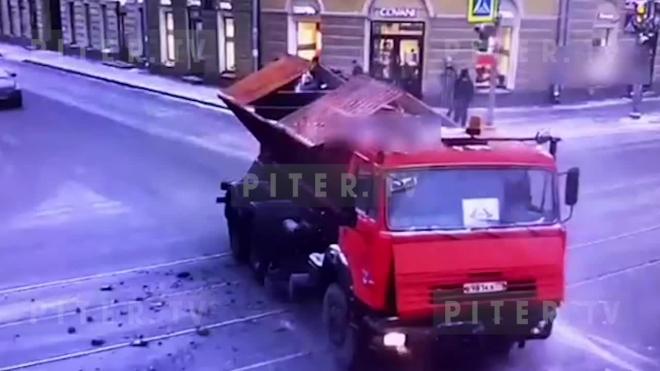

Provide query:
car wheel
left=322, top=283, right=364, bottom=370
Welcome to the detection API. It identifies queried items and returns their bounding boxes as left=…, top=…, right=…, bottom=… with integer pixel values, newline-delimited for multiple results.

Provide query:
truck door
left=340, top=157, right=382, bottom=308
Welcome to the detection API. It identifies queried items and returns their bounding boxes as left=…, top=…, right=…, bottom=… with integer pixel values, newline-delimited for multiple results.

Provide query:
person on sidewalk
left=453, top=68, right=475, bottom=127
left=439, top=56, right=458, bottom=116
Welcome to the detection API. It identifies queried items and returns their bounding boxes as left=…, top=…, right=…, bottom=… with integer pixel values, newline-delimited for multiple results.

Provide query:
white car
left=0, top=68, right=22, bottom=108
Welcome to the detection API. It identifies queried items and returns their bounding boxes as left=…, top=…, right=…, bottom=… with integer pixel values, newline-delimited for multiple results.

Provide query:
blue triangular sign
left=473, top=0, right=492, bottom=16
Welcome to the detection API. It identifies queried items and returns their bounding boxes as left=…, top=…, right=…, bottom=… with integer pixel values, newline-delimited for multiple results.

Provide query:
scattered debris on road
left=176, top=272, right=191, bottom=279
left=67, top=326, right=76, bottom=334
left=130, top=336, right=149, bottom=347
left=90, top=339, right=105, bottom=347
left=75, top=307, right=81, bottom=314
left=195, top=326, right=210, bottom=337
left=149, top=301, right=166, bottom=310
left=100, top=285, right=113, bottom=291
left=86, top=316, right=94, bottom=323
left=275, top=320, right=294, bottom=333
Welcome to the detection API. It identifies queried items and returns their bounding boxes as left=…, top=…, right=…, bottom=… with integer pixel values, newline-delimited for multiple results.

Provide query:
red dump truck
left=216, top=56, right=580, bottom=369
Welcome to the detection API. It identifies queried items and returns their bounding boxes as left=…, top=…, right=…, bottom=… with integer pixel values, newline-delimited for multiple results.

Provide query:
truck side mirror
left=338, top=207, right=357, bottom=228
left=565, top=167, right=580, bottom=206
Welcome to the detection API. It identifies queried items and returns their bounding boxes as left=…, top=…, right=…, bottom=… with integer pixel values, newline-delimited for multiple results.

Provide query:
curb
left=12, top=54, right=660, bottom=120
left=22, top=59, right=230, bottom=111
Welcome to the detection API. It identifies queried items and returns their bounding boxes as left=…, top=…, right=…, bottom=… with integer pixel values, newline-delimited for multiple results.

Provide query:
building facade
left=145, top=0, right=254, bottom=84
left=0, top=0, right=145, bottom=62
left=58, top=0, right=146, bottom=63
left=259, top=0, right=660, bottom=104
left=1, top=0, right=659, bottom=104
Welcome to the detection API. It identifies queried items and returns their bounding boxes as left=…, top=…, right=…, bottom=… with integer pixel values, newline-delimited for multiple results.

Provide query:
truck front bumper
left=362, top=301, right=557, bottom=353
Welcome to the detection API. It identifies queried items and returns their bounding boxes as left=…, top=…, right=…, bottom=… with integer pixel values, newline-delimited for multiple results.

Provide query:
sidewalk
left=2, top=42, right=660, bottom=141
left=0, top=43, right=224, bottom=109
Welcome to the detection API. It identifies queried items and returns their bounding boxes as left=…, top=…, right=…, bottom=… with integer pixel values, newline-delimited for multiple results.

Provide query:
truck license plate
left=463, top=281, right=507, bottom=294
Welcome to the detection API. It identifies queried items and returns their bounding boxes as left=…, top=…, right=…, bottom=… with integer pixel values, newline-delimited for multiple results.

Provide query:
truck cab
left=319, top=135, right=579, bottom=368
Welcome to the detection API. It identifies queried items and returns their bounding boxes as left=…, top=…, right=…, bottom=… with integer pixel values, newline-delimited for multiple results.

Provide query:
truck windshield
left=387, top=168, right=558, bottom=231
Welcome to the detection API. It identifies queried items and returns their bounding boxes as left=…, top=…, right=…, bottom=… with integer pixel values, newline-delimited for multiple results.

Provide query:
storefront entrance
left=369, top=21, right=424, bottom=98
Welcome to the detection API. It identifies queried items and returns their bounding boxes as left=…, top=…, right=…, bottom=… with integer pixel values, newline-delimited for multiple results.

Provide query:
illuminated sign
left=292, top=5, right=317, bottom=15
left=219, top=1, right=232, bottom=10
left=597, top=12, right=618, bottom=21
left=377, top=7, right=417, bottom=18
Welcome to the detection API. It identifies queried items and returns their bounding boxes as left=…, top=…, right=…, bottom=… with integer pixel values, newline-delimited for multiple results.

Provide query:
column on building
left=259, top=0, right=286, bottom=63
left=230, top=0, right=254, bottom=77
left=318, top=0, right=366, bottom=75
left=0, top=0, right=10, bottom=37
left=123, top=0, right=147, bottom=64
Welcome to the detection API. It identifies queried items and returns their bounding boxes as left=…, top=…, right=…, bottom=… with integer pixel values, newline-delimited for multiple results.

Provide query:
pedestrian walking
left=439, top=56, right=458, bottom=116
left=351, top=60, right=364, bottom=76
left=453, top=68, right=475, bottom=127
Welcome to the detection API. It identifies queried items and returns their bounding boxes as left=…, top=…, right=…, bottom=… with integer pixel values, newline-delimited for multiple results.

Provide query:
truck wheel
left=482, top=336, right=514, bottom=361
left=227, top=216, right=249, bottom=263
left=249, top=239, right=267, bottom=285
left=322, top=283, right=363, bottom=370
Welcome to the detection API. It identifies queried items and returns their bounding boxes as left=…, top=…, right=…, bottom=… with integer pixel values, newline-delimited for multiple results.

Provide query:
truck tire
left=482, top=336, right=514, bottom=361
left=249, top=241, right=267, bottom=286
left=227, top=215, right=249, bottom=263
left=322, top=283, right=364, bottom=370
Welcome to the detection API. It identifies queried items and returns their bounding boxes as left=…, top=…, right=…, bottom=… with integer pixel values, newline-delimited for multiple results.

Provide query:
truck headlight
left=382, top=332, right=406, bottom=348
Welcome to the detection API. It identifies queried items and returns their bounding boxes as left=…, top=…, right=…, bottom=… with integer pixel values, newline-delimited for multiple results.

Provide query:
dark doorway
left=370, top=21, right=425, bottom=98
left=116, top=3, right=129, bottom=61
left=46, top=0, right=62, bottom=50
left=17, top=0, right=24, bottom=37
left=68, top=1, right=75, bottom=44
left=138, top=7, right=146, bottom=59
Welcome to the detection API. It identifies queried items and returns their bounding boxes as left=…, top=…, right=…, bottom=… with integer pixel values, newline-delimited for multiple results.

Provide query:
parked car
left=0, top=68, right=22, bottom=108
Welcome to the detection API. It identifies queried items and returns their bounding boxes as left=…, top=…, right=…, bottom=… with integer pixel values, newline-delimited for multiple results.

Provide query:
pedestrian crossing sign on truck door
left=468, top=0, right=500, bottom=24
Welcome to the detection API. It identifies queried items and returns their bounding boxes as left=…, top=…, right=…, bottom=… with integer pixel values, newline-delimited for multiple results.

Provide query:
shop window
left=295, top=21, right=321, bottom=60
left=475, top=25, right=514, bottom=90
left=223, top=16, right=235, bottom=71
left=164, top=10, right=175, bottom=63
